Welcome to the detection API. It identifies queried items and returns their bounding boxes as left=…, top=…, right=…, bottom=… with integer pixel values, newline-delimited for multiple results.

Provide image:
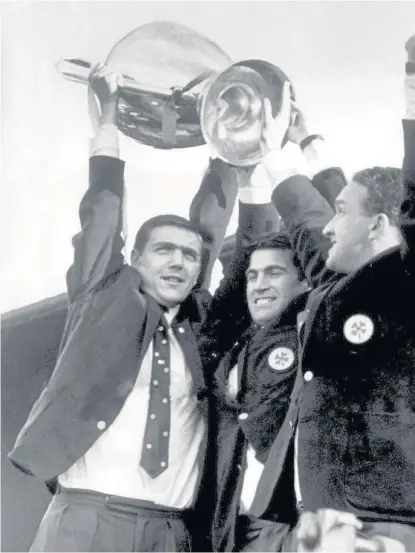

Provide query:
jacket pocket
left=344, top=412, right=415, bottom=514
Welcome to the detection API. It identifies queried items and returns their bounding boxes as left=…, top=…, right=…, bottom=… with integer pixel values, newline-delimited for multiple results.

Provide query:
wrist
left=100, top=99, right=118, bottom=125
left=239, top=185, right=272, bottom=204
left=406, top=61, right=415, bottom=75
left=261, top=150, right=299, bottom=190
left=404, top=73, right=415, bottom=120
left=300, top=134, right=324, bottom=151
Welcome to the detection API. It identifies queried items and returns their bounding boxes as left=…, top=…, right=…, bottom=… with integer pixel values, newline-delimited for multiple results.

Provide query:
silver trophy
left=57, top=21, right=293, bottom=166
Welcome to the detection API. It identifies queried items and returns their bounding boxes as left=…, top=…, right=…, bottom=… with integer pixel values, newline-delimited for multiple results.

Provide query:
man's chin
left=251, top=303, right=282, bottom=325
left=325, top=249, right=338, bottom=271
left=158, top=289, right=190, bottom=308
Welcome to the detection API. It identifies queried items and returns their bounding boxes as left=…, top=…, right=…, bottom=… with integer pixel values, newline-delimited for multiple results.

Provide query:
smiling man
left=249, top=34, right=415, bottom=552
left=323, top=167, right=402, bottom=274
left=246, top=237, right=307, bottom=325
left=8, top=64, right=240, bottom=552
left=130, top=217, right=206, bottom=306
left=200, top=99, right=346, bottom=551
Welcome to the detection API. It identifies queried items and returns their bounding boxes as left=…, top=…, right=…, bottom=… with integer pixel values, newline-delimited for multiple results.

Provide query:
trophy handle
left=56, top=58, right=196, bottom=101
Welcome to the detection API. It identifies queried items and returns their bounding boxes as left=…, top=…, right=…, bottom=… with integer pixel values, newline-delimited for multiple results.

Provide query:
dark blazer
left=251, top=119, right=415, bottom=528
left=7, top=154, right=242, bottom=550
left=206, top=169, right=346, bottom=551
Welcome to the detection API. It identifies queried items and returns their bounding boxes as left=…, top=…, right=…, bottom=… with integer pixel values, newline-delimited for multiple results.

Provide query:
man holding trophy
left=8, top=19, right=415, bottom=553
left=9, top=14, right=293, bottom=546
left=7, top=61, right=246, bottom=551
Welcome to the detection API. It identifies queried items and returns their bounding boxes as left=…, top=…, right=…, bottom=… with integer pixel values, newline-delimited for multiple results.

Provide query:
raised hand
left=405, top=34, right=415, bottom=63
left=296, top=509, right=364, bottom=552
left=260, top=80, right=292, bottom=153
left=287, top=101, right=310, bottom=146
left=88, top=63, right=122, bottom=109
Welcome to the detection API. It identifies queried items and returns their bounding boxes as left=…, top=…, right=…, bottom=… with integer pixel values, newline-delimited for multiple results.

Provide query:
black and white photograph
left=1, top=1, right=415, bottom=551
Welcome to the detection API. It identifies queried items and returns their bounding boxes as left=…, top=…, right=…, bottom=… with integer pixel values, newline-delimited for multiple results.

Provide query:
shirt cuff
left=239, top=185, right=272, bottom=204
left=89, top=124, right=120, bottom=157
left=404, top=74, right=415, bottom=120
left=261, top=150, right=300, bottom=189
left=302, top=138, right=333, bottom=178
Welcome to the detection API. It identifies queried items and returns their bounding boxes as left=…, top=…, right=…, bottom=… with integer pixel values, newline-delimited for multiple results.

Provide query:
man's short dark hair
left=353, top=167, right=403, bottom=227
left=133, top=214, right=212, bottom=253
left=246, top=231, right=305, bottom=281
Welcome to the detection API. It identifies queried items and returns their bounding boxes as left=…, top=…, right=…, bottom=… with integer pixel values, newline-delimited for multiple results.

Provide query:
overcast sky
left=1, top=0, right=415, bottom=312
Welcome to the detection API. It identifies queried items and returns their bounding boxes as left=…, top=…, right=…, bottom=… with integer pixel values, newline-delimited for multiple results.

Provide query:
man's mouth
left=254, top=296, right=277, bottom=305
left=161, top=275, right=185, bottom=284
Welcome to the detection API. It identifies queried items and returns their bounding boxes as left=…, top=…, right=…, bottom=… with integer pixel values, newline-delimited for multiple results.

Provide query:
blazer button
left=97, top=420, right=106, bottom=431
left=178, top=327, right=185, bottom=334
left=238, top=412, right=248, bottom=421
left=304, top=371, right=314, bottom=382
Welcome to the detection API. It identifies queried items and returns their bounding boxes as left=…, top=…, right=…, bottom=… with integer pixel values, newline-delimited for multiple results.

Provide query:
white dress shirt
left=59, top=126, right=206, bottom=507
left=59, top=307, right=206, bottom=507
left=226, top=365, right=265, bottom=514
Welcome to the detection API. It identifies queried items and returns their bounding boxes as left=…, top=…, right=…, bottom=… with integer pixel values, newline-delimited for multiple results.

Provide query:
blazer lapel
left=139, top=297, right=162, bottom=364
left=236, top=344, right=249, bottom=402
left=301, top=280, right=334, bottom=352
left=174, top=319, right=206, bottom=397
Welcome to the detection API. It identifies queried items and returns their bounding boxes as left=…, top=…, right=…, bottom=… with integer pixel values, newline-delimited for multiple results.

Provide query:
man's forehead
left=148, top=225, right=202, bottom=247
left=248, top=248, right=293, bottom=270
left=338, top=180, right=367, bottom=203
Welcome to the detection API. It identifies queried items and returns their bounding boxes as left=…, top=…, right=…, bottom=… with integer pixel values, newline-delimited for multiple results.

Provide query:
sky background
left=1, top=0, right=415, bottom=313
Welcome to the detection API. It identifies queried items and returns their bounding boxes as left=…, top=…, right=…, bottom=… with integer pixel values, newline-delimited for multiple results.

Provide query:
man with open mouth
left=199, top=86, right=346, bottom=552
left=8, top=63, right=246, bottom=553
left=249, top=33, right=415, bottom=552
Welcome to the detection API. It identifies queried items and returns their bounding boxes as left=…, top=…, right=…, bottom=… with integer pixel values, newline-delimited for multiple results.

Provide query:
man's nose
left=323, top=216, right=335, bottom=238
left=168, top=249, right=184, bottom=267
left=254, top=274, right=270, bottom=291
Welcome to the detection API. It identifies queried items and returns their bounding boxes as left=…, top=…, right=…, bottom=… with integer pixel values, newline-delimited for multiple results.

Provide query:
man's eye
left=156, top=247, right=169, bottom=254
left=185, top=252, right=197, bottom=261
left=246, top=274, right=256, bottom=282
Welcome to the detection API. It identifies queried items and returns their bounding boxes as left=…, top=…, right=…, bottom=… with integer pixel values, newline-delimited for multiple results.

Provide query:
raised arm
left=189, top=158, right=239, bottom=290
left=270, top=168, right=340, bottom=288
left=401, top=36, right=415, bottom=269
left=199, top=166, right=281, bottom=364
left=66, top=65, right=126, bottom=303
left=261, top=96, right=343, bottom=288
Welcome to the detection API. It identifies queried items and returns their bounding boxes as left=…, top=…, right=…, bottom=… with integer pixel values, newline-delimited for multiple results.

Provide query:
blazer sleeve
left=66, top=155, right=126, bottom=303
left=312, top=167, right=347, bottom=210
left=400, top=118, right=415, bottom=271
left=271, top=173, right=339, bottom=288
left=189, top=158, right=239, bottom=290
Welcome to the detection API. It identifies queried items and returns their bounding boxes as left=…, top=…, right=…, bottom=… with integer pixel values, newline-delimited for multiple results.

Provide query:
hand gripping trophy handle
left=56, top=58, right=196, bottom=100
left=56, top=22, right=293, bottom=166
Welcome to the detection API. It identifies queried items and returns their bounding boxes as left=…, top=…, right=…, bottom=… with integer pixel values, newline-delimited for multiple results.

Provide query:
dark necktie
left=140, top=316, right=171, bottom=478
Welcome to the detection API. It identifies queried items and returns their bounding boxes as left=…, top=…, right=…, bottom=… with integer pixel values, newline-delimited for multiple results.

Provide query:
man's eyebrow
left=152, top=241, right=200, bottom=256
left=245, top=264, right=286, bottom=276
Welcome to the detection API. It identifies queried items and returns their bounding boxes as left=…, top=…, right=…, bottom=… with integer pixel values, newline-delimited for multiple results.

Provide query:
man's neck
left=373, top=228, right=402, bottom=258
left=164, top=305, right=180, bottom=325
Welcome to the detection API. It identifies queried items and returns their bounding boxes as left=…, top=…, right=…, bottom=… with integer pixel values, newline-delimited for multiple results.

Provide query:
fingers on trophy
left=57, top=20, right=294, bottom=167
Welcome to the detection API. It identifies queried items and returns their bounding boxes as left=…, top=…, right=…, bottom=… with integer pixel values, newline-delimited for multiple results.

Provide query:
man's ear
left=131, top=248, right=140, bottom=267
left=368, top=213, right=389, bottom=239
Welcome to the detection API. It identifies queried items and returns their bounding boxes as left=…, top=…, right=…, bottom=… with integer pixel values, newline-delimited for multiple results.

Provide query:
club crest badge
left=268, top=347, right=295, bottom=371
left=343, top=314, right=374, bottom=344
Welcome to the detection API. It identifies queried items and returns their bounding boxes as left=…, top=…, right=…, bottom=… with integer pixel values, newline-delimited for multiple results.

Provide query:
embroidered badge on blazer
left=343, top=314, right=374, bottom=344
left=268, top=347, right=295, bottom=371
